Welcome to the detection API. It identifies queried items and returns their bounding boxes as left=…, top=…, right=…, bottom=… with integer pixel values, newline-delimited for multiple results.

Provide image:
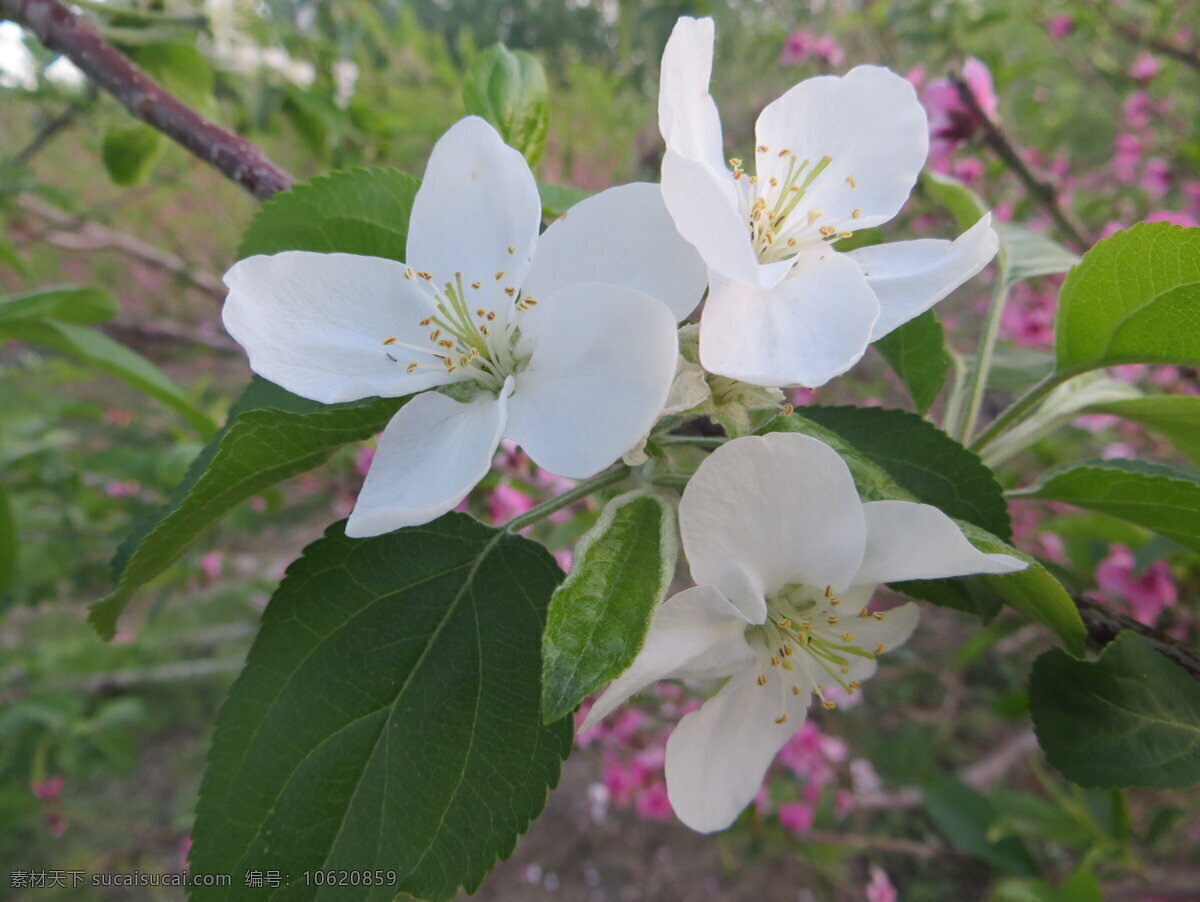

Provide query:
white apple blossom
left=582, top=432, right=1025, bottom=833
left=659, top=16, right=1000, bottom=388
left=222, top=116, right=706, bottom=536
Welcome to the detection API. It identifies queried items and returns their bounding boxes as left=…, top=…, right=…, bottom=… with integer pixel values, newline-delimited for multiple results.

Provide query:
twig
left=7, top=90, right=93, bottom=166
left=1110, top=19, right=1200, bottom=73
left=14, top=192, right=226, bottom=297
left=801, top=830, right=952, bottom=860
left=855, top=729, right=1039, bottom=810
left=1074, top=594, right=1200, bottom=681
left=1, top=0, right=294, bottom=200
left=949, top=70, right=1090, bottom=251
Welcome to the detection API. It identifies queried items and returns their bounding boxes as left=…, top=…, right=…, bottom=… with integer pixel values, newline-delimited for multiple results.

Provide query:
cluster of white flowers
left=222, top=16, right=1021, bottom=833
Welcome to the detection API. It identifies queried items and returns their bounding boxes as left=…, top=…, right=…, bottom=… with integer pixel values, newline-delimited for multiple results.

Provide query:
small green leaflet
left=542, top=491, right=676, bottom=723
left=1030, top=632, right=1200, bottom=789
left=463, top=43, right=550, bottom=167
left=101, top=125, right=163, bottom=186
left=189, top=515, right=572, bottom=902
left=994, top=221, right=1079, bottom=287
left=874, top=310, right=951, bottom=415
left=1056, top=222, right=1200, bottom=373
left=91, top=379, right=402, bottom=639
left=0, top=285, right=118, bottom=326
left=922, top=777, right=1038, bottom=876
left=1012, top=458, right=1200, bottom=553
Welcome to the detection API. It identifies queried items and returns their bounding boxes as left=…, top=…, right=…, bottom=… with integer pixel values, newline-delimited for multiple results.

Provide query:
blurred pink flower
left=778, top=801, right=815, bottom=834
left=1128, top=52, right=1160, bottom=82
left=354, top=445, right=375, bottom=478
left=635, top=782, right=674, bottom=821
left=1145, top=209, right=1198, bottom=227
left=1123, top=91, right=1153, bottom=129
left=849, top=757, right=882, bottom=795
left=487, top=483, right=536, bottom=525
left=44, top=812, right=68, bottom=837
left=553, top=548, right=573, bottom=571
left=1140, top=158, right=1172, bottom=199
left=1113, top=133, right=1142, bottom=184
left=104, top=480, right=140, bottom=499
left=1046, top=15, right=1074, bottom=39
left=924, top=58, right=998, bottom=164
left=199, top=551, right=223, bottom=583
left=1096, top=544, right=1177, bottom=626
left=32, top=775, right=65, bottom=801
left=866, top=866, right=899, bottom=902
left=905, top=64, right=926, bottom=90
left=779, top=30, right=844, bottom=67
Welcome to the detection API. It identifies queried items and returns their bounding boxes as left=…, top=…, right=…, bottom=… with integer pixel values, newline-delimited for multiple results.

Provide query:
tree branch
left=949, top=70, right=1090, bottom=251
left=1110, top=19, right=1200, bottom=73
left=1074, top=594, right=1200, bottom=681
left=1, top=0, right=294, bottom=200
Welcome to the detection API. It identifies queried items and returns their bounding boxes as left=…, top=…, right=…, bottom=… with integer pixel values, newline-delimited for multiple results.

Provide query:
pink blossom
left=849, top=758, right=882, bottom=794
left=1113, top=133, right=1142, bottom=184
left=924, top=59, right=998, bottom=164
left=44, top=812, right=67, bottom=837
left=1101, top=442, right=1138, bottom=459
left=354, top=445, right=375, bottom=478
left=779, top=30, right=844, bottom=68
left=32, top=775, right=65, bottom=801
left=1145, top=209, right=1199, bottom=228
left=1128, top=52, right=1160, bottom=82
left=1046, top=15, right=1074, bottom=39
left=635, top=782, right=674, bottom=821
left=612, top=708, right=648, bottom=745
left=1112, top=364, right=1147, bottom=383
left=1122, top=91, right=1153, bottom=129
left=1096, top=544, right=1177, bottom=626
left=1073, top=413, right=1121, bottom=433
left=790, top=386, right=816, bottom=407
left=905, top=64, right=926, bottom=91
left=553, top=548, right=573, bottom=572
left=866, top=866, right=899, bottom=902
left=777, top=801, right=815, bottom=834
left=199, top=551, right=223, bottom=583
left=486, top=483, right=535, bottom=525
left=103, top=480, right=140, bottom=499
left=1140, top=158, right=1172, bottom=200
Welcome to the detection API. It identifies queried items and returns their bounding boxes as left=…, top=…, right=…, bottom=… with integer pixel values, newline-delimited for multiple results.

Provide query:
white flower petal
left=522, top=183, right=709, bottom=322
left=504, top=283, right=678, bottom=478
left=754, top=66, right=928, bottom=231
left=658, top=16, right=726, bottom=172
left=851, top=215, right=999, bottom=341
left=679, top=433, right=867, bottom=622
left=841, top=601, right=920, bottom=685
left=581, top=585, right=754, bottom=731
left=852, top=500, right=1026, bottom=587
left=661, top=151, right=790, bottom=288
left=223, top=251, right=448, bottom=403
left=406, top=116, right=541, bottom=290
left=344, top=380, right=512, bottom=536
left=698, top=249, right=880, bottom=388
left=665, top=665, right=810, bottom=833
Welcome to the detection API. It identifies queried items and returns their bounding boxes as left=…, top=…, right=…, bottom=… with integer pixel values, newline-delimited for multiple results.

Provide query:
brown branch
left=1110, top=20, right=1200, bottom=73
left=14, top=193, right=226, bottom=297
left=1074, top=594, right=1200, bottom=681
left=800, top=830, right=952, bottom=860
left=1, top=0, right=294, bottom=200
left=949, top=70, right=1091, bottom=251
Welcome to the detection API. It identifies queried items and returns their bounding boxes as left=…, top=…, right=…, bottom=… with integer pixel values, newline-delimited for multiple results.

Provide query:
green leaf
left=782, top=405, right=1012, bottom=540
left=994, top=222, right=1079, bottom=287
left=981, top=373, right=1141, bottom=466
left=91, top=378, right=402, bottom=639
left=923, top=171, right=988, bottom=232
left=1030, top=631, right=1200, bottom=789
left=238, top=167, right=420, bottom=261
left=922, top=777, right=1038, bottom=876
left=542, top=491, right=676, bottom=723
left=464, top=44, right=549, bottom=167
left=190, top=515, right=571, bottom=902
left=101, top=124, right=164, bottom=186
left=0, top=237, right=29, bottom=280
left=130, top=42, right=215, bottom=113
left=1013, top=458, right=1200, bottom=552
left=538, top=181, right=589, bottom=219
left=0, top=482, right=15, bottom=602
left=1056, top=223, right=1200, bottom=373
left=4, top=319, right=215, bottom=438
left=874, top=310, right=951, bottom=414
left=1090, top=395, right=1200, bottom=466
left=0, top=285, right=118, bottom=326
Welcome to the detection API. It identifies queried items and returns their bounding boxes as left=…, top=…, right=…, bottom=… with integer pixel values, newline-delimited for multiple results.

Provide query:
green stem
left=968, top=368, right=1078, bottom=454
left=655, top=435, right=726, bottom=447
left=503, top=464, right=630, bottom=533
left=957, top=263, right=1011, bottom=443
left=941, top=350, right=969, bottom=436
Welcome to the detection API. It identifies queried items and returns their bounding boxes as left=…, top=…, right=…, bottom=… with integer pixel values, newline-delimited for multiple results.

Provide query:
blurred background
left=1, top=1, right=1198, bottom=899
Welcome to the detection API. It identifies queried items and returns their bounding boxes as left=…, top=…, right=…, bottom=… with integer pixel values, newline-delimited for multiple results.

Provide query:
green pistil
left=773, top=154, right=833, bottom=228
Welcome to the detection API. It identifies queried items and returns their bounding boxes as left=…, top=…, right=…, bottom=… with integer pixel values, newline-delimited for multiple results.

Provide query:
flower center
left=749, top=583, right=886, bottom=723
left=380, top=263, right=536, bottom=393
left=731, top=146, right=862, bottom=263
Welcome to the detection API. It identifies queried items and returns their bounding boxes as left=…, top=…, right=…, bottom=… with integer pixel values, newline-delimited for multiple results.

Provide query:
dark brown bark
left=1, top=0, right=294, bottom=200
